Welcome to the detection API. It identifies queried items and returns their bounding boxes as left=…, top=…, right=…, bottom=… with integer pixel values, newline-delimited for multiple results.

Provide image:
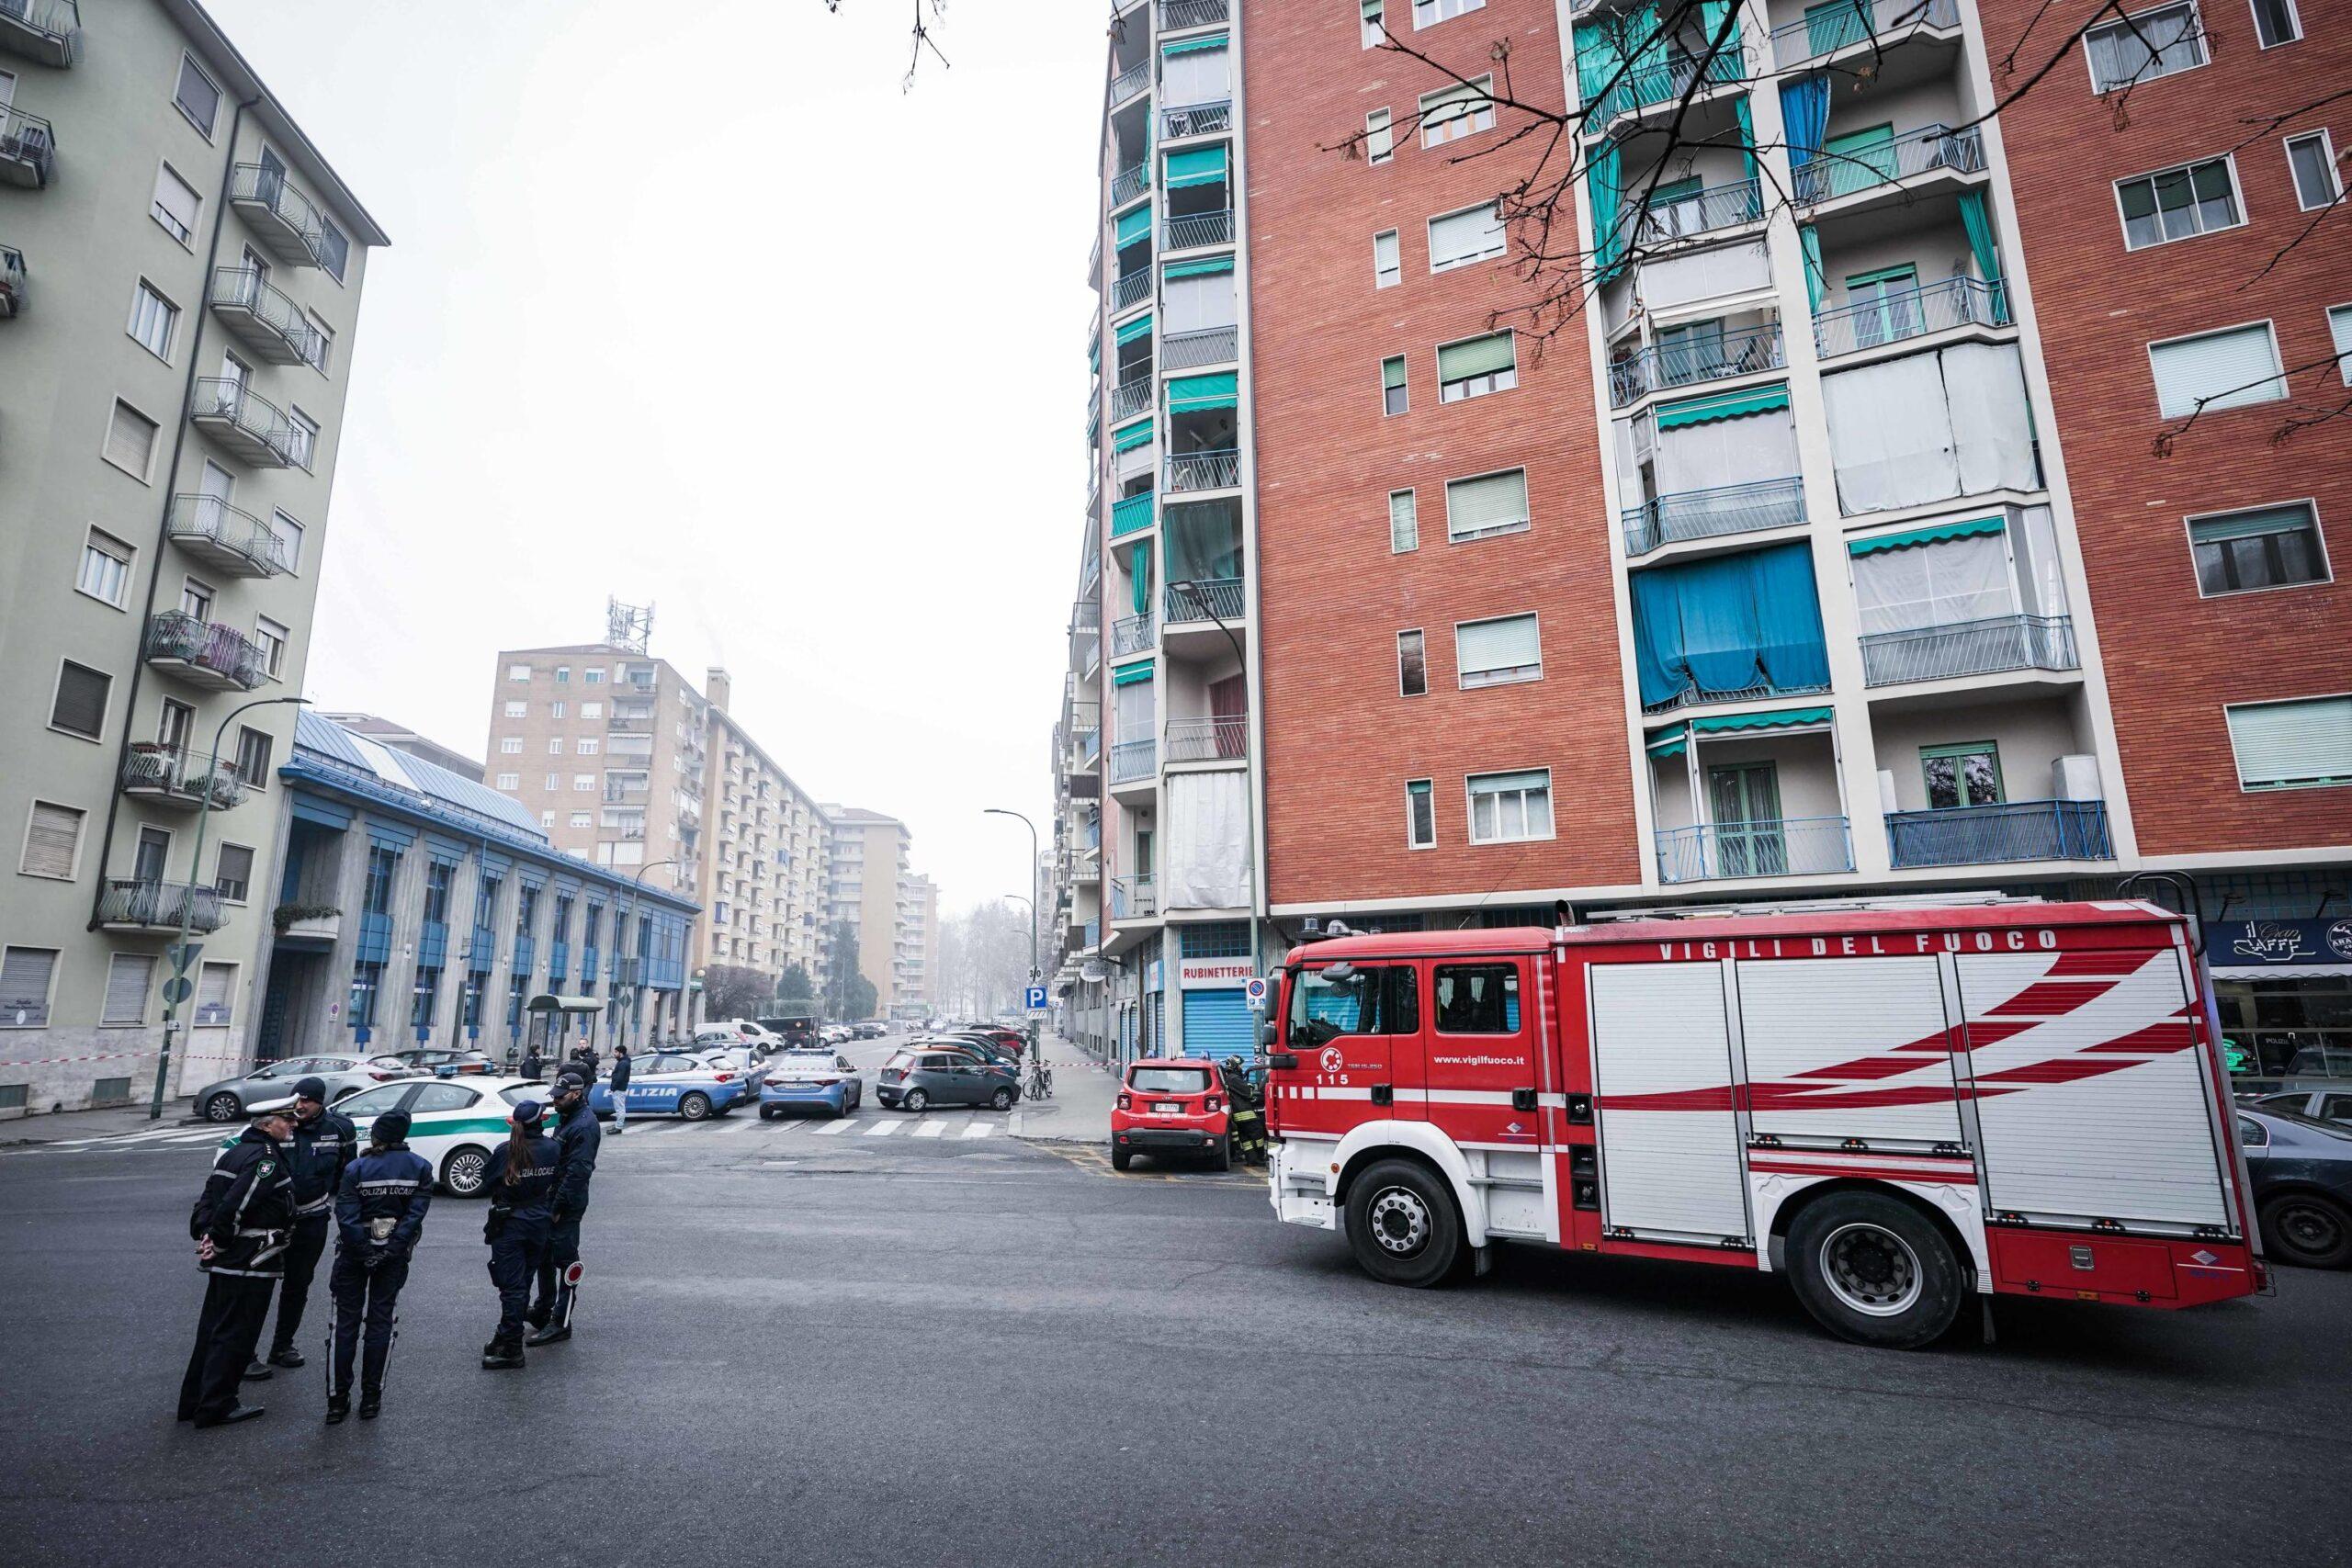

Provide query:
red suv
left=1111, top=1058, right=1232, bottom=1171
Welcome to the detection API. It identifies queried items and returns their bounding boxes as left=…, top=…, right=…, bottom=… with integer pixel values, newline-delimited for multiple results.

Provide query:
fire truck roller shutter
left=1183, top=987, right=1253, bottom=1060
left=1590, top=963, right=1751, bottom=1242
left=1736, top=957, right=1963, bottom=1145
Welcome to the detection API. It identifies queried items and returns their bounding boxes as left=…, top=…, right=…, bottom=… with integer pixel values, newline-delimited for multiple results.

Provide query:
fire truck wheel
left=1345, top=1158, right=1464, bottom=1288
left=1785, top=1190, right=1963, bottom=1349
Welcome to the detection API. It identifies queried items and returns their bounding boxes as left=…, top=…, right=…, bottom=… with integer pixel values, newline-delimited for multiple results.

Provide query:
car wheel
left=759, top=1106, right=776, bottom=1122
left=903, top=1088, right=929, bottom=1113
left=441, top=1145, right=492, bottom=1199
left=1112, top=1146, right=1132, bottom=1172
left=1213, top=1135, right=1232, bottom=1173
left=1784, top=1190, right=1965, bottom=1349
left=678, top=1092, right=713, bottom=1122
left=1344, top=1157, right=1464, bottom=1289
left=989, top=1087, right=1015, bottom=1111
left=2260, top=1192, right=2352, bottom=1269
left=203, top=1092, right=243, bottom=1122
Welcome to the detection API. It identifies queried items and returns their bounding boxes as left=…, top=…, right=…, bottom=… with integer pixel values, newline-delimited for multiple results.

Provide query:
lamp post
left=148, top=694, right=310, bottom=1120
left=1168, top=579, right=1265, bottom=984
left=620, top=857, right=679, bottom=1055
left=983, top=807, right=1040, bottom=1053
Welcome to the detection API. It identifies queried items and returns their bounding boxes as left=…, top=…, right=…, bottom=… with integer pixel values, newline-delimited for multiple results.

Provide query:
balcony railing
left=1070, top=598, right=1102, bottom=636
left=190, top=378, right=305, bottom=468
left=1657, top=817, right=1854, bottom=883
left=0, top=244, right=22, bottom=318
left=1110, top=163, right=1148, bottom=207
left=1111, top=269, right=1152, bottom=311
left=1166, top=714, right=1248, bottom=761
left=1814, top=276, right=2008, bottom=359
left=1589, top=48, right=1745, bottom=129
left=1625, top=177, right=1763, bottom=246
left=0, top=0, right=82, bottom=67
left=1112, top=613, right=1156, bottom=658
left=1112, top=874, right=1160, bottom=920
left=209, top=268, right=330, bottom=369
left=1623, top=477, right=1805, bottom=557
left=1111, top=376, right=1154, bottom=423
left=1083, top=919, right=1102, bottom=951
left=1159, top=0, right=1227, bottom=28
left=1772, top=0, right=1959, bottom=69
left=1643, top=678, right=1830, bottom=716
left=1164, top=324, right=1237, bottom=369
left=1609, top=321, right=1784, bottom=408
left=1111, top=61, right=1150, bottom=103
left=0, top=104, right=55, bottom=188
left=1166, top=577, right=1243, bottom=623
left=1163, top=100, right=1232, bottom=139
left=144, top=612, right=267, bottom=692
left=167, top=494, right=291, bottom=579
left=1859, top=613, right=2078, bottom=687
left=1794, top=123, right=1984, bottom=206
left=228, top=163, right=334, bottom=268
left=120, top=744, right=245, bottom=811
left=1111, top=739, right=1158, bottom=784
left=1166, top=209, right=1233, bottom=249
left=97, top=879, right=226, bottom=933
left=1166, top=448, right=1240, bottom=492
left=1886, top=799, right=2113, bottom=869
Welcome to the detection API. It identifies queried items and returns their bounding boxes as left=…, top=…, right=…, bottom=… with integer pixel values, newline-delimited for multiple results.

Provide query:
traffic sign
left=166, top=942, right=203, bottom=976
left=1023, top=985, right=1048, bottom=1013
left=161, top=976, right=194, bottom=1005
left=1244, top=976, right=1270, bottom=1011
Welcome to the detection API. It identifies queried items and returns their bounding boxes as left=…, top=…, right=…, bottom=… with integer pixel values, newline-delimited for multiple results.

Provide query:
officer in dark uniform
left=250, top=1075, right=356, bottom=1378
left=480, top=1100, right=560, bottom=1370
left=526, top=1070, right=600, bottom=1344
left=178, top=1100, right=300, bottom=1428
left=326, top=1108, right=433, bottom=1422
left=1220, top=1055, right=1269, bottom=1166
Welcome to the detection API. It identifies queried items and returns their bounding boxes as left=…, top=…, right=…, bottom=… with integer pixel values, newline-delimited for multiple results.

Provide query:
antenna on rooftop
left=606, top=597, right=654, bottom=654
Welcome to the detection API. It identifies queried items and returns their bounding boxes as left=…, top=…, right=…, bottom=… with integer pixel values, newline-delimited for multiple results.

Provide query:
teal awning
left=1165, top=145, right=1227, bottom=188
left=1655, top=383, right=1792, bottom=429
left=1161, top=32, right=1227, bottom=55
left=1114, top=312, right=1154, bottom=345
left=1112, top=660, right=1157, bottom=686
left=1163, top=255, right=1234, bottom=279
left=1112, top=416, right=1154, bottom=453
left=1167, top=371, right=1238, bottom=412
left=1111, top=491, right=1155, bottom=538
left=1848, top=516, right=2006, bottom=556
left=1114, top=204, right=1152, bottom=248
left=1646, top=725, right=1690, bottom=761
left=1690, top=705, right=1835, bottom=735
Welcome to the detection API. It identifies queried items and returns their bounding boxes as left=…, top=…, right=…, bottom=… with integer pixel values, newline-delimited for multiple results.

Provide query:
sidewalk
left=1009, top=1032, right=1118, bottom=1145
left=0, top=1100, right=200, bottom=1146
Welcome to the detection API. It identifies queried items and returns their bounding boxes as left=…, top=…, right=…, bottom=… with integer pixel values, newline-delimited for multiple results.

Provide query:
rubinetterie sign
left=1178, top=957, right=1256, bottom=990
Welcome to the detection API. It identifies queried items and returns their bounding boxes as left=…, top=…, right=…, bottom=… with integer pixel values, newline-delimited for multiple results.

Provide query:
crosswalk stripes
left=959, top=1120, right=991, bottom=1139
left=913, top=1119, right=949, bottom=1138
left=13, top=1110, right=1008, bottom=1158
left=808, top=1117, right=855, bottom=1135
left=862, top=1117, right=904, bottom=1136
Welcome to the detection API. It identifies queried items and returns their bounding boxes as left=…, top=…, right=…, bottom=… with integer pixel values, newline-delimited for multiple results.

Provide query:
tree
left=822, top=921, right=880, bottom=1021
left=775, top=962, right=815, bottom=1003
left=700, top=964, right=772, bottom=1023
left=935, top=900, right=1034, bottom=1019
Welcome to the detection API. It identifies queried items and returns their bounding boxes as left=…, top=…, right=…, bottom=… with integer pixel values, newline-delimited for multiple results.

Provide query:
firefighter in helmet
left=1220, top=1055, right=1268, bottom=1167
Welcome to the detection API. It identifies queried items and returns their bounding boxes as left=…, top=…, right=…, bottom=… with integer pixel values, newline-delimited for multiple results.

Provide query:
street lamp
left=1167, top=579, right=1264, bottom=982
left=982, top=807, right=1040, bottom=1051
left=621, top=857, right=680, bottom=1055
left=1004, top=893, right=1034, bottom=1019
left=148, top=694, right=310, bottom=1120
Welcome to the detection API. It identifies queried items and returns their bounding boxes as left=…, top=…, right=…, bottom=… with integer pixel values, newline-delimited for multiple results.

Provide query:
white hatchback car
left=231, top=1076, right=554, bottom=1198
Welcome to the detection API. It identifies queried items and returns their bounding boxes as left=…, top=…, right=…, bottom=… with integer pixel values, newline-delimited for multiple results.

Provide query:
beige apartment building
left=900, top=872, right=939, bottom=1012
left=0, top=0, right=384, bottom=1116
left=701, top=667, right=829, bottom=988
left=822, top=807, right=923, bottom=1018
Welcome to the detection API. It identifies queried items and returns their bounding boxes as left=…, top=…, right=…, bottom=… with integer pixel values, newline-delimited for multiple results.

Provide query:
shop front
left=2207, top=916, right=2352, bottom=1089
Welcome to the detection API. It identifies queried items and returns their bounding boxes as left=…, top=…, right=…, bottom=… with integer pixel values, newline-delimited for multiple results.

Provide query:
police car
left=223, top=1076, right=553, bottom=1199
left=587, top=1050, right=754, bottom=1122
left=757, top=1050, right=864, bottom=1119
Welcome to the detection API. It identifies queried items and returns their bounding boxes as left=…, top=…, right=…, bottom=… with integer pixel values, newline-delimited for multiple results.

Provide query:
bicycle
left=1023, top=1055, right=1054, bottom=1102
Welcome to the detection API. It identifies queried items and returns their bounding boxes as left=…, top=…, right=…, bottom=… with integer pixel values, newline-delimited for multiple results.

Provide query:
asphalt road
left=1, top=1100, right=2345, bottom=1568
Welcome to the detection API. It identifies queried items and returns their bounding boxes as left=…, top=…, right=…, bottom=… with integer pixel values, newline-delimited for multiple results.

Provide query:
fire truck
left=1262, top=898, right=2264, bottom=1348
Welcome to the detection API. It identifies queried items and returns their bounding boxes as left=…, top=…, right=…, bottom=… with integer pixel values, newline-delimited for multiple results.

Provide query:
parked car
left=193, top=1053, right=412, bottom=1122
left=917, top=1033, right=1019, bottom=1071
left=695, top=1021, right=782, bottom=1055
left=380, top=1047, right=495, bottom=1077
left=2238, top=1107, right=2352, bottom=1269
left=1111, top=1058, right=1233, bottom=1171
left=692, top=1045, right=769, bottom=1097
left=962, top=1026, right=1027, bottom=1058
left=876, top=1048, right=1019, bottom=1113
left=940, top=1028, right=1023, bottom=1062
left=2252, top=1089, right=2352, bottom=1124
left=586, top=1051, right=754, bottom=1122
left=759, top=1050, right=863, bottom=1119
left=230, top=1076, right=551, bottom=1197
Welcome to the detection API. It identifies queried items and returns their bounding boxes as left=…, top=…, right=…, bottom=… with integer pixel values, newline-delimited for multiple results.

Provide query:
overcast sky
left=206, top=0, right=1102, bottom=915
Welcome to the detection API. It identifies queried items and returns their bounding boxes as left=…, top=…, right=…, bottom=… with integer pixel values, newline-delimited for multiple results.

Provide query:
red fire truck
left=1263, top=899, right=2263, bottom=1348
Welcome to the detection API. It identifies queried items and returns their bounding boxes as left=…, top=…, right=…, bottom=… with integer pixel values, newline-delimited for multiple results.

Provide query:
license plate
left=1154, top=1101, right=1182, bottom=1114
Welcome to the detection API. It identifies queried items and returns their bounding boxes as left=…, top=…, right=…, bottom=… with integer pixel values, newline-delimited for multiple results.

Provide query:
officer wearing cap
left=249, top=1075, right=356, bottom=1379
left=481, top=1099, right=560, bottom=1369
left=326, top=1108, right=433, bottom=1422
left=526, top=1069, right=600, bottom=1344
left=178, top=1099, right=299, bottom=1427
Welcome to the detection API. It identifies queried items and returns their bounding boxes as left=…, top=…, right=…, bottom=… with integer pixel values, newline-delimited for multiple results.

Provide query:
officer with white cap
left=177, top=1098, right=299, bottom=1427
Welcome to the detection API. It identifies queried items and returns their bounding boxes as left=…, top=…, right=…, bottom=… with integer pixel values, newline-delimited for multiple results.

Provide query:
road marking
left=863, top=1117, right=905, bottom=1137
left=913, top=1118, right=950, bottom=1138
left=809, top=1118, right=856, bottom=1135
left=959, top=1121, right=991, bottom=1139
left=49, top=1125, right=198, bottom=1149
left=714, top=1115, right=762, bottom=1135
left=1007, top=1113, right=1026, bottom=1137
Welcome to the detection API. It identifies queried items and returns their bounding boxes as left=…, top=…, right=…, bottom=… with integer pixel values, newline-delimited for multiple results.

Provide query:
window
left=1921, top=742, right=2003, bottom=808
left=269, top=512, right=304, bottom=571
left=584, top=669, right=605, bottom=684
left=578, top=739, right=600, bottom=756
left=233, top=727, right=273, bottom=789
left=2225, top=695, right=2352, bottom=790
left=574, top=774, right=595, bottom=791
left=173, top=53, right=221, bottom=135
left=495, top=772, right=520, bottom=790
left=1366, top=108, right=1394, bottom=164
left=2250, top=0, right=2301, bottom=45
left=152, top=164, right=201, bottom=246
left=507, top=663, right=532, bottom=682
left=548, top=738, right=564, bottom=755
left=1406, top=779, right=1436, bottom=848
left=1, top=948, right=59, bottom=1028
left=1414, top=0, right=1485, bottom=27
left=103, top=953, right=155, bottom=1027
left=1373, top=228, right=1401, bottom=288
left=1382, top=355, right=1408, bottom=415
left=1289, top=963, right=1419, bottom=1039
left=555, top=665, right=571, bottom=682
left=2331, top=304, right=2352, bottom=384
left=287, top=407, right=319, bottom=469
left=499, top=737, right=523, bottom=754
left=18, top=801, right=84, bottom=880
left=2286, top=131, right=2340, bottom=211
left=1398, top=629, right=1429, bottom=695
left=1467, top=768, right=1553, bottom=842
left=1438, top=330, right=1517, bottom=401
left=254, top=616, right=288, bottom=679
left=1444, top=468, right=1531, bottom=542
left=503, top=700, right=527, bottom=719
left=1388, top=490, right=1419, bottom=553
left=2189, top=502, right=2329, bottom=594
left=1429, top=200, right=1506, bottom=270
left=2149, top=321, right=2286, bottom=417
left=104, top=400, right=160, bottom=479
left=50, top=661, right=109, bottom=740
left=214, top=843, right=254, bottom=903
left=2115, top=156, right=2240, bottom=248
left=1363, top=0, right=1385, bottom=47
left=547, top=773, right=562, bottom=790
left=550, top=701, right=566, bottom=719
left=582, top=701, right=603, bottom=719
left=305, top=309, right=335, bottom=371
left=77, top=530, right=133, bottom=607
left=318, top=216, right=350, bottom=283
left=570, top=811, right=593, bottom=829
left=2083, top=2, right=2206, bottom=91
left=1434, top=964, right=1521, bottom=1032
left=1456, top=613, right=1543, bottom=687
left=179, top=578, right=212, bottom=621
left=541, top=809, right=556, bottom=827
left=1420, top=75, right=1494, bottom=146
left=127, top=282, right=179, bottom=360
left=348, top=961, right=382, bottom=1030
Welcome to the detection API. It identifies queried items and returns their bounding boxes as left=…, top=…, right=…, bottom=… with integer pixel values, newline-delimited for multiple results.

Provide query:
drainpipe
left=87, top=95, right=262, bottom=931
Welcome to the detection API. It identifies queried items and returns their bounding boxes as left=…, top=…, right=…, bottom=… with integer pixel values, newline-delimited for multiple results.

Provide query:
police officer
left=178, top=1099, right=299, bottom=1428
left=326, top=1108, right=432, bottom=1422
left=480, top=1100, right=560, bottom=1370
left=526, top=1069, right=600, bottom=1344
left=249, top=1075, right=356, bottom=1379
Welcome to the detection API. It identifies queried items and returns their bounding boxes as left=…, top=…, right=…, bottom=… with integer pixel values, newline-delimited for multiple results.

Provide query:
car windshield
left=497, top=1086, right=544, bottom=1107
left=336, top=1085, right=413, bottom=1117
left=1132, top=1067, right=1212, bottom=1094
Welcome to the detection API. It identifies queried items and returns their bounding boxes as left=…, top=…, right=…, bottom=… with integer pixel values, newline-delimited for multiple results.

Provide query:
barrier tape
left=1, top=1045, right=244, bottom=1068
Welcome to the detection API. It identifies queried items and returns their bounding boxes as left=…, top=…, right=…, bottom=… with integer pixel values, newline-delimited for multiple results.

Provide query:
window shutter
left=1445, top=469, right=1528, bottom=537
left=103, top=953, right=155, bottom=1026
left=1430, top=202, right=1503, bottom=266
left=1457, top=614, right=1542, bottom=676
left=2228, top=697, right=2352, bottom=789
left=20, top=802, right=83, bottom=878
left=104, top=403, right=158, bottom=476
left=0, top=949, right=57, bottom=1027
left=1473, top=770, right=1550, bottom=795
left=196, top=963, right=234, bottom=1025
left=2188, top=504, right=2312, bottom=545
left=1439, top=331, right=1515, bottom=382
left=153, top=169, right=200, bottom=235
left=51, top=662, right=110, bottom=739
left=2150, top=324, right=2285, bottom=417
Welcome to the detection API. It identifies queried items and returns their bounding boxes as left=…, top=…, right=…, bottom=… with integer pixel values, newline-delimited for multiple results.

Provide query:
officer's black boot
left=267, top=1345, right=305, bottom=1369
left=481, top=1336, right=526, bottom=1371
left=325, top=1392, right=350, bottom=1425
left=526, top=1320, right=571, bottom=1346
left=241, top=1359, right=274, bottom=1382
left=357, top=1389, right=381, bottom=1420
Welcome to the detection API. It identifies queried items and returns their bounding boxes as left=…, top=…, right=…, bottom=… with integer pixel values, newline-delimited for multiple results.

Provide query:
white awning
left=2211, top=965, right=2348, bottom=983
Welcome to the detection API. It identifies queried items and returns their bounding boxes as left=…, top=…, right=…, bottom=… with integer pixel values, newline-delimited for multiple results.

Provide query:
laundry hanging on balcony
left=1114, top=204, right=1153, bottom=249
left=1165, top=145, right=1227, bottom=188
left=1847, top=517, right=2014, bottom=636
left=1629, top=541, right=1831, bottom=709
left=1115, top=312, right=1154, bottom=344
left=1819, top=342, right=2036, bottom=513
left=1112, top=416, right=1155, bottom=453
left=1166, top=372, right=1238, bottom=412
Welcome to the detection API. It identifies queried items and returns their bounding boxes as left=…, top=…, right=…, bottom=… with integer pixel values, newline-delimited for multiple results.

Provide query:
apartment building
left=0, top=0, right=384, bottom=1115
left=902, top=872, right=940, bottom=1012
left=1047, top=0, right=2347, bottom=1083
left=822, top=807, right=922, bottom=1017
left=701, top=666, right=830, bottom=989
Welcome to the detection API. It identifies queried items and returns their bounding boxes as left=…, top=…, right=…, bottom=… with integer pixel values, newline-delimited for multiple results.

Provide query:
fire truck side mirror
left=1257, top=1015, right=1276, bottom=1049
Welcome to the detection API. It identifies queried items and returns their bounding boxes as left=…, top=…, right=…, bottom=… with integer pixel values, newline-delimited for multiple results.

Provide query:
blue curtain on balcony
left=1115, top=205, right=1153, bottom=249
left=1164, top=503, right=1242, bottom=581
left=1115, top=312, right=1153, bottom=345
left=1572, top=19, right=1620, bottom=105
left=1957, top=188, right=2009, bottom=324
left=1589, top=139, right=1625, bottom=276
left=1130, top=542, right=1152, bottom=617
left=1165, top=146, right=1227, bottom=188
left=1732, top=92, right=1758, bottom=184
left=1798, top=223, right=1826, bottom=312
left=1629, top=542, right=1830, bottom=707
left=1699, top=0, right=1740, bottom=59
left=1626, top=4, right=1673, bottom=107
left=1780, top=73, right=1829, bottom=168
left=1167, top=372, right=1238, bottom=412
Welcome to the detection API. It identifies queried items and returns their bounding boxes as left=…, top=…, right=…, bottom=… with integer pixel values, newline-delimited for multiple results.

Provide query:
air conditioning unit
left=2051, top=755, right=2102, bottom=801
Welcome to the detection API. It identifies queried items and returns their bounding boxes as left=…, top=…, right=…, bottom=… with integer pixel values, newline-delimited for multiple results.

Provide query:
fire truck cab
left=1263, top=900, right=2262, bottom=1348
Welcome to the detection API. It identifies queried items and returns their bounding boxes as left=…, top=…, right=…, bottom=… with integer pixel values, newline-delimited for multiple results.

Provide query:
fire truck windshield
left=1289, top=963, right=1419, bottom=1043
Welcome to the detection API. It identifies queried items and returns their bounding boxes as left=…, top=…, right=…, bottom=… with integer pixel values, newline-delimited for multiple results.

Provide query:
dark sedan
left=2238, top=1108, right=2352, bottom=1269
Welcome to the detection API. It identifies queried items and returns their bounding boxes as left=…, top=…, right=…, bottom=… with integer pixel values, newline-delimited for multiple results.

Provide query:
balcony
left=1112, top=613, right=1156, bottom=659
left=1111, top=376, right=1153, bottom=423
left=190, top=378, right=305, bottom=468
left=0, top=243, right=20, bottom=318
left=1772, top=0, right=1960, bottom=70
left=1070, top=598, right=1102, bottom=638
left=1112, top=491, right=1156, bottom=538
left=274, top=906, right=342, bottom=946
left=0, top=104, right=54, bottom=189
left=0, top=0, right=80, bottom=66
left=209, top=268, right=329, bottom=369
left=1859, top=614, right=2078, bottom=687
left=1794, top=124, right=1983, bottom=207
left=1111, top=739, right=1158, bottom=784
left=1657, top=817, right=1854, bottom=883
left=1886, top=799, right=2113, bottom=869
left=1623, top=477, right=1805, bottom=558
left=168, top=495, right=291, bottom=579
left=1814, top=276, right=2007, bottom=360
left=97, top=879, right=226, bottom=934
left=1165, top=209, right=1233, bottom=250
left=229, top=163, right=334, bottom=268
left=1610, top=322, right=1784, bottom=409
left=1645, top=677, right=1829, bottom=716
left=1165, top=577, right=1243, bottom=624
left=119, top=744, right=245, bottom=812
left=1164, top=324, right=1237, bottom=369
left=1627, top=177, right=1763, bottom=246
left=1110, top=164, right=1148, bottom=207
left=1166, top=714, right=1247, bottom=762
left=1111, top=269, right=1152, bottom=312
left=1112, top=874, right=1159, bottom=920
left=1111, top=61, right=1150, bottom=105
left=1163, top=100, right=1231, bottom=140
left=1159, top=0, right=1227, bottom=28
left=1166, top=448, right=1239, bottom=493
left=144, top=612, right=267, bottom=692
left=1589, top=50, right=1744, bottom=132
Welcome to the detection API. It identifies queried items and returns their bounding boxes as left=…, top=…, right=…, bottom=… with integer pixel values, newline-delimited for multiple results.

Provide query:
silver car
left=192, top=1053, right=410, bottom=1122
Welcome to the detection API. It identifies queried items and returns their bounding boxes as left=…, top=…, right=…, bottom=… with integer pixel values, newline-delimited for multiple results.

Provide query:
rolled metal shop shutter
left=1182, top=987, right=1253, bottom=1062
left=1151, top=989, right=1165, bottom=1055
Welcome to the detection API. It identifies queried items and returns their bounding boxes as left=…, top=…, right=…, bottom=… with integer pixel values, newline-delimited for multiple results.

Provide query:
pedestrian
left=248, top=1075, right=355, bottom=1380
left=178, top=1100, right=299, bottom=1428
left=521, top=1042, right=544, bottom=1082
left=480, top=1100, right=560, bottom=1370
left=526, top=1070, right=600, bottom=1345
left=326, top=1109, right=431, bottom=1422
left=606, top=1043, right=631, bottom=1135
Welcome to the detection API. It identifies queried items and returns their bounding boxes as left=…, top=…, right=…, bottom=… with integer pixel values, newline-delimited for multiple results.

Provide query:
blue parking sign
left=1023, top=985, right=1048, bottom=1012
